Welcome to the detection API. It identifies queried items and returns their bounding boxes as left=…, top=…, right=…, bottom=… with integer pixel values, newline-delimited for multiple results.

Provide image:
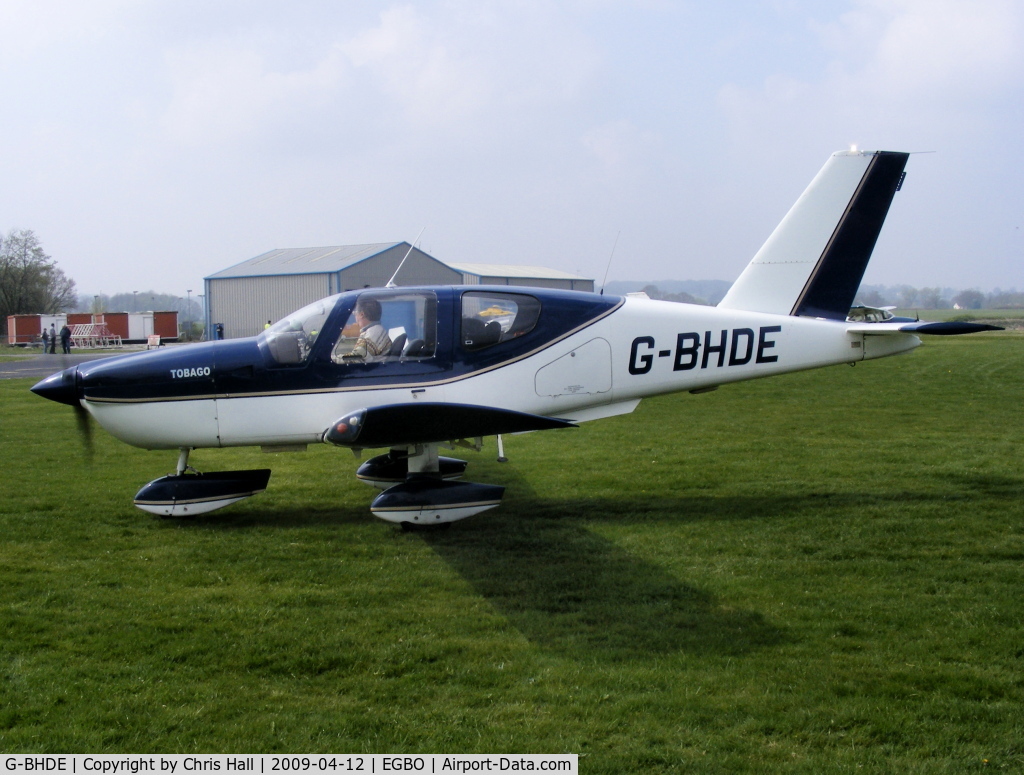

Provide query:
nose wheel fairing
left=134, top=468, right=272, bottom=517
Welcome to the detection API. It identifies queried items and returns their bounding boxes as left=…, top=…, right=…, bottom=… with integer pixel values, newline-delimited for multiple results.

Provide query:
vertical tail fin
left=718, top=150, right=909, bottom=320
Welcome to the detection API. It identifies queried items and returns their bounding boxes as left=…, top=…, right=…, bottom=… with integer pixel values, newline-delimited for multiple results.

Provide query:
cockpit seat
left=403, top=338, right=427, bottom=358
left=462, top=317, right=502, bottom=349
left=390, top=333, right=407, bottom=357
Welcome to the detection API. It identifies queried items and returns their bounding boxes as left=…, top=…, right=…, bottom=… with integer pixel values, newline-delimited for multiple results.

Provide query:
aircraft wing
left=846, top=321, right=1004, bottom=336
left=323, top=402, right=576, bottom=449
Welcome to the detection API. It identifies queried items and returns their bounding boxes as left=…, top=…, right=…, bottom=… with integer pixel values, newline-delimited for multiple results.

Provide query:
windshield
left=262, top=294, right=343, bottom=365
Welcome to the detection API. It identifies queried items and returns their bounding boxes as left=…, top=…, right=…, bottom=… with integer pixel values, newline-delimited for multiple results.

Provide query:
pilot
left=342, top=297, right=391, bottom=361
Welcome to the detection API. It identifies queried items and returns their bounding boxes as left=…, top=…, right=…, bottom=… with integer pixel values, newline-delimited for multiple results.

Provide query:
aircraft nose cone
left=31, top=367, right=81, bottom=407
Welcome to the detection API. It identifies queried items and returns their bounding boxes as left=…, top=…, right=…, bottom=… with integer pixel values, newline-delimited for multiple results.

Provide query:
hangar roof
left=207, top=243, right=405, bottom=279
left=206, top=245, right=594, bottom=286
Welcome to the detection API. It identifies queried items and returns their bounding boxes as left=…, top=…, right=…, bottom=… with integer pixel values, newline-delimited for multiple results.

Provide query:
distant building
left=204, top=243, right=594, bottom=339
left=6, top=314, right=68, bottom=346
left=447, top=263, right=593, bottom=292
left=6, top=312, right=178, bottom=346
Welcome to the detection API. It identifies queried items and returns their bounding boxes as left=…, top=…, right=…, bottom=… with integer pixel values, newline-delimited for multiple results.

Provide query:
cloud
left=582, top=120, right=662, bottom=172
left=160, top=38, right=349, bottom=147
left=707, top=0, right=1024, bottom=288
left=3, top=1, right=1020, bottom=293
left=155, top=3, right=601, bottom=153
left=821, top=0, right=1023, bottom=98
left=719, top=0, right=1024, bottom=140
left=0, top=0, right=133, bottom=64
left=340, top=5, right=489, bottom=126
left=339, top=3, right=600, bottom=130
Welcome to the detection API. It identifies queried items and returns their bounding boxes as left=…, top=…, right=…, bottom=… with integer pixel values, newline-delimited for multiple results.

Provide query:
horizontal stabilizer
left=719, top=150, right=910, bottom=320
left=324, top=403, right=575, bottom=448
left=847, top=321, right=1004, bottom=336
left=897, top=321, right=1004, bottom=335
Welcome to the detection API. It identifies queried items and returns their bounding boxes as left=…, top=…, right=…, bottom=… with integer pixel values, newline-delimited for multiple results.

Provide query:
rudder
left=718, top=150, right=910, bottom=320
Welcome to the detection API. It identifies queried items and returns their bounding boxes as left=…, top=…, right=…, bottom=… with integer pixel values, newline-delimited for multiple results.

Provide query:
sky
left=2, top=0, right=1022, bottom=299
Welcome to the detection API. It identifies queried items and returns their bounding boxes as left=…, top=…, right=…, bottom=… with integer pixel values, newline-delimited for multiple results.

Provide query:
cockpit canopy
left=259, top=286, right=620, bottom=372
left=262, top=290, right=442, bottom=366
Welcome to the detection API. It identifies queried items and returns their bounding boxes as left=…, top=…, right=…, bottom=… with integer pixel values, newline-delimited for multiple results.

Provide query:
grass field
left=2, top=333, right=1022, bottom=770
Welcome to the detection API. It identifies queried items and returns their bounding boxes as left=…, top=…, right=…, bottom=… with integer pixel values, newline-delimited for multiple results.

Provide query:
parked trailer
left=5, top=314, right=68, bottom=346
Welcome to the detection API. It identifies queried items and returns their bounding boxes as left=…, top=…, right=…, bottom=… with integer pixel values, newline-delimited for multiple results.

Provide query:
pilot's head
left=355, top=297, right=382, bottom=324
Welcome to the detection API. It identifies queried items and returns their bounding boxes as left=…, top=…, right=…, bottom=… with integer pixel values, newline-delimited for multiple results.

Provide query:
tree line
left=854, top=284, right=1024, bottom=310
left=0, top=230, right=76, bottom=329
left=630, top=283, right=1024, bottom=310
left=1, top=229, right=204, bottom=337
left=74, top=291, right=203, bottom=320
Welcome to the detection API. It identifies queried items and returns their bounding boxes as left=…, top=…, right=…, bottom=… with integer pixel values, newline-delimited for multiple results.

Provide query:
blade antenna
left=386, top=227, right=427, bottom=288
left=600, top=231, right=620, bottom=295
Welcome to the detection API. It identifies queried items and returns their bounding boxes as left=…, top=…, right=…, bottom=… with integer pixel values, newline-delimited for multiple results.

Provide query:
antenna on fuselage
left=386, top=227, right=427, bottom=288
left=599, top=231, right=620, bottom=295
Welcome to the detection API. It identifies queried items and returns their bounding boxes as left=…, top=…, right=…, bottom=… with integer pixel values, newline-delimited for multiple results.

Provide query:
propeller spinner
left=31, top=366, right=81, bottom=407
left=32, top=367, right=93, bottom=458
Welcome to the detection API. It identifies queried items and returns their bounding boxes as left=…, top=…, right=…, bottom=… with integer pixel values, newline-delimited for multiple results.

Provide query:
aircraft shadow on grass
left=927, top=470, right=1024, bottom=500
left=154, top=470, right=786, bottom=659
left=408, top=465, right=788, bottom=659
left=148, top=462, right=1017, bottom=660
left=414, top=461, right=1022, bottom=658
left=421, top=515, right=786, bottom=659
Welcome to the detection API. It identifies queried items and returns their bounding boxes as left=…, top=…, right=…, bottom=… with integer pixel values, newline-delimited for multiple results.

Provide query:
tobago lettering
left=170, top=366, right=212, bottom=379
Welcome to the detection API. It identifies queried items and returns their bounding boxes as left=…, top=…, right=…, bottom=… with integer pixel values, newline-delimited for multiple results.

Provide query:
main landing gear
left=355, top=441, right=505, bottom=527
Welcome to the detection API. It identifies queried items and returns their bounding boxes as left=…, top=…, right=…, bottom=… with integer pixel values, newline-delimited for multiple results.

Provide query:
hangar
left=204, top=243, right=458, bottom=339
left=449, top=263, right=594, bottom=292
left=204, top=242, right=594, bottom=339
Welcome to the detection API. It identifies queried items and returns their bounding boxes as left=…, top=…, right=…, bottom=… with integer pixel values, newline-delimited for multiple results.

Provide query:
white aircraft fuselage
left=69, top=297, right=923, bottom=451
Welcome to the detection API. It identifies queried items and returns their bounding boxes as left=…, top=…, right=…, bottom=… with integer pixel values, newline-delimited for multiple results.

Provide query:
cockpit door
left=307, top=288, right=455, bottom=385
